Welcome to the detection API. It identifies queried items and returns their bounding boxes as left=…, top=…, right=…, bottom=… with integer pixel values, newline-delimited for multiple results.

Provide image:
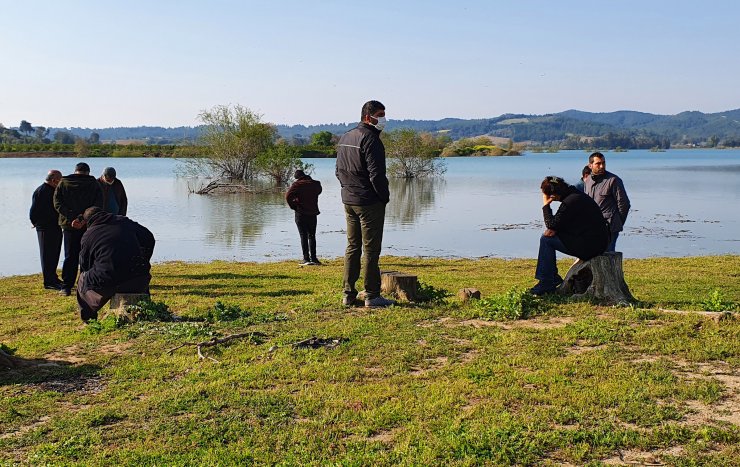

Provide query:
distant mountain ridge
left=46, top=108, right=740, bottom=146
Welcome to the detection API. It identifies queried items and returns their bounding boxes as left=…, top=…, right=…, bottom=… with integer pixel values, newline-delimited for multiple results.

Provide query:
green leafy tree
left=382, top=129, right=447, bottom=179
left=197, top=104, right=276, bottom=182
left=255, top=141, right=311, bottom=185
left=53, top=130, right=75, bottom=144
left=34, top=126, right=49, bottom=142
left=19, top=120, right=33, bottom=136
left=310, top=131, right=334, bottom=146
left=88, top=132, right=100, bottom=144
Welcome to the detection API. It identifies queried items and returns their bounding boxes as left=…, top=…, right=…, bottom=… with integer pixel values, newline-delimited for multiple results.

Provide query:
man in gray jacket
left=335, top=100, right=394, bottom=308
left=584, top=152, right=631, bottom=251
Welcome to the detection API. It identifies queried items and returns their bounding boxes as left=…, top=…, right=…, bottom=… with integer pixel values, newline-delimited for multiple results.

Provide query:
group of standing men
left=30, top=163, right=154, bottom=321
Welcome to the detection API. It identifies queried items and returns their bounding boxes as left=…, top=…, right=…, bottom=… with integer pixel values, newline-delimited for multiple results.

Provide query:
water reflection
left=386, top=178, right=446, bottom=227
left=202, top=191, right=286, bottom=247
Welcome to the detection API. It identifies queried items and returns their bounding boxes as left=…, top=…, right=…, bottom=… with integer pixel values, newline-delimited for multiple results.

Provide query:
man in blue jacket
left=29, top=169, right=63, bottom=290
left=335, top=100, right=394, bottom=308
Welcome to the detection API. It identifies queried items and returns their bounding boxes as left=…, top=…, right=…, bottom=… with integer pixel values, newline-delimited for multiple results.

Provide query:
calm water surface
left=1, top=150, right=739, bottom=277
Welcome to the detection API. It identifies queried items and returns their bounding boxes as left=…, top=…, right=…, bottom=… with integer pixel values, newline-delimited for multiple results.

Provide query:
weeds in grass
left=205, top=301, right=250, bottom=322
left=470, top=287, right=549, bottom=320
left=699, top=289, right=737, bottom=312
left=415, top=281, right=451, bottom=304
left=127, top=299, right=175, bottom=322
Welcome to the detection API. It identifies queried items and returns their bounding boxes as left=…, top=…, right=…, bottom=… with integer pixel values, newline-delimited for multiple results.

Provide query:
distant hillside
left=38, top=108, right=740, bottom=148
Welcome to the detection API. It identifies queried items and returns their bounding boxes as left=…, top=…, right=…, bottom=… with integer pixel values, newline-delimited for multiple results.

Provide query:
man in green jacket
left=53, top=162, right=103, bottom=296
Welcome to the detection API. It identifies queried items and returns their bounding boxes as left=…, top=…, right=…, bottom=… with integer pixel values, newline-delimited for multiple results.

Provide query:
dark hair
left=82, top=206, right=103, bottom=222
left=294, top=169, right=306, bottom=179
left=361, top=100, right=385, bottom=120
left=75, top=162, right=91, bottom=173
left=582, top=165, right=592, bottom=177
left=588, top=152, right=605, bottom=164
left=540, top=176, right=570, bottom=198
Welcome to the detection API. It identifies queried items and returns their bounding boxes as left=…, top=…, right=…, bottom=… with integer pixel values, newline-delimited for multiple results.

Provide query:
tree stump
left=381, top=271, right=418, bottom=302
left=107, top=293, right=150, bottom=322
left=458, top=288, right=481, bottom=302
left=559, top=252, right=635, bottom=305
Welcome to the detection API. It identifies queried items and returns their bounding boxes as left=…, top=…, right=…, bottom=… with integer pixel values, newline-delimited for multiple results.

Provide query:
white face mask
left=371, top=115, right=387, bottom=131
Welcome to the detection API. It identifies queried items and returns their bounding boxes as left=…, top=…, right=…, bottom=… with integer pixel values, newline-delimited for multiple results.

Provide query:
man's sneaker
left=299, top=260, right=313, bottom=266
left=310, top=259, right=322, bottom=266
left=528, top=281, right=557, bottom=296
left=364, top=296, right=396, bottom=308
left=554, top=274, right=564, bottom=288
left=342, top=295, right=357, bottom=307
left=59, top=287, right=71, bottom=296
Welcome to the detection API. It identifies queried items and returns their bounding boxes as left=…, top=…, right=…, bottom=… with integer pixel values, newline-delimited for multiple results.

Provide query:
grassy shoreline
left=1, top=256, right=738, bottom=465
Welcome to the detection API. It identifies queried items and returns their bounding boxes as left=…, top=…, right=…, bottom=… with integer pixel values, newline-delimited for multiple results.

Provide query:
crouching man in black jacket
left=76, top=207, right=155, bottom=322
left=530, top=176, right=610, bottom=296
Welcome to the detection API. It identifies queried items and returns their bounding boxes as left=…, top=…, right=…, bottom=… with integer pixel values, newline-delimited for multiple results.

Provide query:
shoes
left=365, top=296, right=396, bottom=308
left=554, top=274, right=564, bottom=288
left=299, top=260, right=313, bottom=266
left=310, top=259, right=322, bottom=265
left=59, top=287, right=71, bottom=296
left=44, top=283, right=63, bottom=290
left=342, top=295, right=357, bottom=307
left=528, top=282, right=557, bottom=296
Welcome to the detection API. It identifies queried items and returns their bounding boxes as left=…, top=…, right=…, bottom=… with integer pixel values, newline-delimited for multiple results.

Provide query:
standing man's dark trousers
left=76, top=272, right=151, bottom=321
left=36, top=227, right=63, bottom=288
left=295, top=212, right=318, bottom=262
left=61, top=229, right=84, bottom=290
left=343, top=202, right=385, bottom=301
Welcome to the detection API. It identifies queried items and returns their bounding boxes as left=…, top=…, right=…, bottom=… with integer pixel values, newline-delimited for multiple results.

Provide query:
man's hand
left=543, top=228, right=557, bottom=237
left=542, top=194, right=554, bottom=206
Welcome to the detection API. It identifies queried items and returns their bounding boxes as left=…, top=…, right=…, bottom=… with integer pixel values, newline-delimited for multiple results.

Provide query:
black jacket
left=30, top=182, right=60, bottom=230
left=79, top=212, right=155, bottom=289
left=335, top=123, right=390, bottom=205
left=286, top=175, right=322, bottom=215
left=543, top=187, right=610, bottom=260
left=54, top=174, right=104, bottom=230
left=98, top=177, right=128, bottom=216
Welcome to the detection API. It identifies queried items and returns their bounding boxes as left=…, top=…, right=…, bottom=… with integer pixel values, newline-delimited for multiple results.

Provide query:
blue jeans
left=535, top=234, right=573, bottom=285
left=606, top=231, right=619, bottom=252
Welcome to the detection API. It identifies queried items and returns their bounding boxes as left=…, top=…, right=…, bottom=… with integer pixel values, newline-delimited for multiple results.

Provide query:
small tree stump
left=107, top=293, right=150, bottom=322
left=458, top=288, right=481, bottom=302
left=559, top=252, right=635, bottom=305
left=381, top=271, right=418, bottom=302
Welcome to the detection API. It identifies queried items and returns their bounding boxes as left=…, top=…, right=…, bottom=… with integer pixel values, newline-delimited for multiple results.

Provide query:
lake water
left=1, top=150, right=739, bottom=277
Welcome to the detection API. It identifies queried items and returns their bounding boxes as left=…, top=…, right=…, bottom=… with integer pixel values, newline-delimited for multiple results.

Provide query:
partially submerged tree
left=198, top=104, right=276, bottom=182
left=255, top=141, right=310, bottom=185
left=383, top=128, right=447, bottom=178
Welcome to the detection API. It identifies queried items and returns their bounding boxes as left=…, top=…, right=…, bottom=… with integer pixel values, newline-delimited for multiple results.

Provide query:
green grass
left=1, top=256, right=739, bottom=465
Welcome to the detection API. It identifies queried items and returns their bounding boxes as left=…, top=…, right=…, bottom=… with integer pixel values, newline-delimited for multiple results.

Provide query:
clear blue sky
left=2, top=0, right=739, bottom=128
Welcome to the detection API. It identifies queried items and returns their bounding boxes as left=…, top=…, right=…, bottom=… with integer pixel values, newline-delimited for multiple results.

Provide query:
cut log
left=559, top=252, right=635, bottom=305
left=381, top=271, right=418, bottom=302
left=458, top=288, right=481, bottom=302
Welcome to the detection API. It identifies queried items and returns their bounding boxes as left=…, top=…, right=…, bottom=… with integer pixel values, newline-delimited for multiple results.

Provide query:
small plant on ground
left=126, top=299, right=175, bottom=322
left=415, top=281, right=451, bottom=304
left=699, top=289, right=737, bottom=312
left=471, top=287, right=548, bottom=320
left=206, top=301, right=251, bottom=322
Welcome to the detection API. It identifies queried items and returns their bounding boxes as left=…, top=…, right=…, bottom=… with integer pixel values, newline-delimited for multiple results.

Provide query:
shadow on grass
left=167, top=273, right=294, bottom=280
left=1, top=358, right=102, bottom=389
left=249, top=289, right=312, bottom=297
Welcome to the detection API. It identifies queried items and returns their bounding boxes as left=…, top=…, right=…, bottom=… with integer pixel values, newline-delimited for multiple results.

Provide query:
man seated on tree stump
left=76, top=207, right=155, bottom=322
left=529, top=176, right=610, bottom=296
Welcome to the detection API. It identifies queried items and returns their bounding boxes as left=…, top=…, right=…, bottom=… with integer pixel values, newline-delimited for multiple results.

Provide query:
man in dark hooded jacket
left=285, top=169, right=322, bottom=265
left=530, top=176, right=610, bottom=296
left=53, top=162, right=104, bottom=295
left=76, top=207, right=155, bottom=321
left=98, top=166, right=128, bottom=215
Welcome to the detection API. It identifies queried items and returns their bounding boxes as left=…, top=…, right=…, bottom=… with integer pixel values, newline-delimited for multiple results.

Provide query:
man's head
left=294, top=169, right=306, bottom=180
left=102, top=167, right=117, bottom=185
left=588, top=152, right=606, bottom=176
left=361, top=100, right=386, bottom=131
left=45, top=169, right=62, bottom=187
left=74, top=162, right=91, bottom=175
left=82, top=206, right=104, bottom=223
left=540, top=176, right=569, bottom=200
left=581, top=165, right=592, bottom=181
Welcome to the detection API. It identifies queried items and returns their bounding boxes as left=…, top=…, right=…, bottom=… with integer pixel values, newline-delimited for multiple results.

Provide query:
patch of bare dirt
left=409, top=356, right=449, bottom=376
left=366, top=426, right=403, bottom=444
left=0, top=416, right=51, bottom=440
left=567, top=342, right=608, bottom=355
left=601, top=448, right=670, bottom=465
